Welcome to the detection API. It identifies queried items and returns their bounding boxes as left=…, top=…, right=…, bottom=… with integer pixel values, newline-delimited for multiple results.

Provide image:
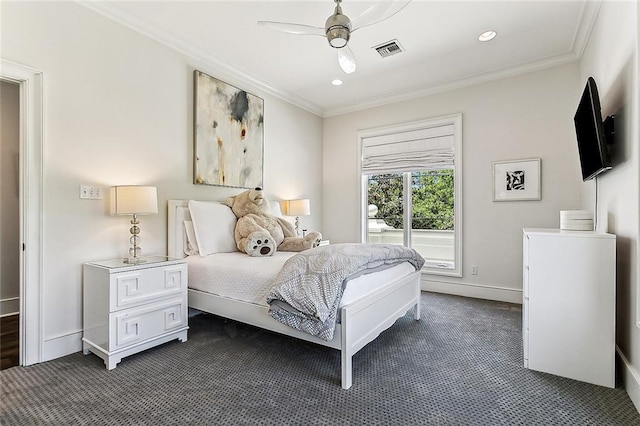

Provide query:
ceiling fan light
left=327, top=26, right=350, bottom=48
left=325, top=8, right=351, bottom=49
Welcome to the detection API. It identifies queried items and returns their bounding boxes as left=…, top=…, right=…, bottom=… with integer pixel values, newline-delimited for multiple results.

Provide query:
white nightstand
left=82, top=255, right=188, bottom=369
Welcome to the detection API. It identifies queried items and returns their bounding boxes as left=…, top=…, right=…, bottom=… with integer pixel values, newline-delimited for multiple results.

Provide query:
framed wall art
left=193, top=70, right=264, bottom=188
left=493, top=158, right=541, bottom=201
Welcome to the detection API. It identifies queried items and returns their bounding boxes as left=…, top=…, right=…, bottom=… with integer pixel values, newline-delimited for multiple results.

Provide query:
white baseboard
left=1, top=297, right=20, bottom=316
left=43, top=330, right=83, bottom=362
left=421, top=278, right=522, bottom=304
left=617, top=345, right=640, bottom=413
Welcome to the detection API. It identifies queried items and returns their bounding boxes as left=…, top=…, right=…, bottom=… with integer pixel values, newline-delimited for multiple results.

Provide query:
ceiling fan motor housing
left=325, top=8, right=351, bottom=48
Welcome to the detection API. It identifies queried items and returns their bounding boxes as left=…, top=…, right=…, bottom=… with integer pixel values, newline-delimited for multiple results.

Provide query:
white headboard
left=167, top=198, right=291, bottom=259
left=167, top=200, right=190, bottom=259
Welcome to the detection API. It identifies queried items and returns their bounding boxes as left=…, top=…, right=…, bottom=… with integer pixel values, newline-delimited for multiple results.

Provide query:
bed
left=168, top=199, right=423, bottom=389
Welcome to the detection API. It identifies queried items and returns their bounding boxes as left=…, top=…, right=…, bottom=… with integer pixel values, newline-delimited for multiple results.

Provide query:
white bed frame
left=168, top=200, right=421, bottom=389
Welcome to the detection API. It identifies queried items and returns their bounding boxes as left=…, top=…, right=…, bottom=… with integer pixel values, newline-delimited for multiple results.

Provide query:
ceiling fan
left=258, top=0, right=411, bottom=75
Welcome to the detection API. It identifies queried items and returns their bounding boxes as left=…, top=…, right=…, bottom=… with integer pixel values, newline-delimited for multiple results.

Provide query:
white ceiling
left=81, top=0, right=599, bottom=116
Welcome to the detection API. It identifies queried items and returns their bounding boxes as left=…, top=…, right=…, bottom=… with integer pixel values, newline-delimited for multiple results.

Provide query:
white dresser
left=522, top=229, right=616, bottom=388
left=82, top=256, right=188, bottom=369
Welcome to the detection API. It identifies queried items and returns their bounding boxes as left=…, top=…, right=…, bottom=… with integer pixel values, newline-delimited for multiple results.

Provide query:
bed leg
left=341, top=350, right=352, bottom=389
left=340, top=311, right=352, bottom=389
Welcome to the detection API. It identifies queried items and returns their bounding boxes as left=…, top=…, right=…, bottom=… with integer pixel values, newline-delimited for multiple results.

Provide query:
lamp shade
left=110, top=186, right=158, bottom=215
left=285, top=199, right=310, bottom=216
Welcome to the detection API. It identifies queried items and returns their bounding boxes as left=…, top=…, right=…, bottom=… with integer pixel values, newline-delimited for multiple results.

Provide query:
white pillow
left=183, top=221, right=199, bottom=256
left=271, top=201, right=284, bottom=217
left=188, top=200, right=238, bottom=256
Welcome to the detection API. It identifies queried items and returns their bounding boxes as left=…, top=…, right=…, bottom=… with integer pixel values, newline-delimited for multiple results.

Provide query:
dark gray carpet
left=1, top=292, right=638, bottom=425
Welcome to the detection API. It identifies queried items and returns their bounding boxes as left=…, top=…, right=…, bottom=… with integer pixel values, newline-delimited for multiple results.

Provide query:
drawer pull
left=164, top=306, right=183, bottom=329
left=165, top=269, right=183, bottom=289
left=117, top=317, right=141, bottom=346
left=120, top=275, right=141, bottom=297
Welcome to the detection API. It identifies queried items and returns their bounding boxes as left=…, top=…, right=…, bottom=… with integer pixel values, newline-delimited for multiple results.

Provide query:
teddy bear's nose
left=255, top=187, right=262, bottom=191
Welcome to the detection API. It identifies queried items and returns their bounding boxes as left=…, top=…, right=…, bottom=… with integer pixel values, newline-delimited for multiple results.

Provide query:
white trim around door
left=0, top=59, right=44, bottom=366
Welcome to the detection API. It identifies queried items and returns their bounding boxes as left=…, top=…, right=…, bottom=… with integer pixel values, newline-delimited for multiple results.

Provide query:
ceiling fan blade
left=351, top=0, right=412, bottom=32
left=338, top=46, right=357, bottom=74
left=257, top=21, right=325, bottom=36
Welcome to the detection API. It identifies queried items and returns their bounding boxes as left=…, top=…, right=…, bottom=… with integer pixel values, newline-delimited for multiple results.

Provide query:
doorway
left=0, top=60, right=44, bottom=367
left=0, top=80, right=20, bottom=369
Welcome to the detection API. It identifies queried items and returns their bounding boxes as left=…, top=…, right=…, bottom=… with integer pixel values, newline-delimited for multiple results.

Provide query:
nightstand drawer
left=111, top=264, right=187, bottom=311
left=110, top=297, right=187, bottom=351
left=84, top=257, right=188, bottom=369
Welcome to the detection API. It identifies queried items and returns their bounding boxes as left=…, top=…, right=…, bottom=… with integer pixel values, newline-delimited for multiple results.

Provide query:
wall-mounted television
left=573, top=77, right=614, bottom=181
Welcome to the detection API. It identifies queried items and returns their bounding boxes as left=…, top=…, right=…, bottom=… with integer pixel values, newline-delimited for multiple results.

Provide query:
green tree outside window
left=367, top=170, right=454, bottom=230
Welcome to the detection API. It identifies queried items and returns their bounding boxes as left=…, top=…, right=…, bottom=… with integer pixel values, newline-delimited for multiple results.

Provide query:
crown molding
left=324, top=52, right=580, bottom=117
left=324, top=0, right=600, bottom=117
left=571, top=0, right=602, bottom=59
left=76, top=1, right=324, bottom=117
left=323, top=0, right=601, bottom=118
left=77, top=1, right=599, bottom=120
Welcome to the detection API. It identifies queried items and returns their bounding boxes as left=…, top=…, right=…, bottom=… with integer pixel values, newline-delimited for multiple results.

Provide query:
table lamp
left=110, top=185, right=158, bottom=264
left=284, top=199, right=310, bottom=237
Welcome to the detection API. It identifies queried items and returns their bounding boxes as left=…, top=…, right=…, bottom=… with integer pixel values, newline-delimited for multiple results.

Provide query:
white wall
left=0, top=81, right=21, bottom=315
left=578, top=0, right=639, bottom=410
left=323, top=63, right=583, bottom=302
left=1, top=1, right=323, bottom=359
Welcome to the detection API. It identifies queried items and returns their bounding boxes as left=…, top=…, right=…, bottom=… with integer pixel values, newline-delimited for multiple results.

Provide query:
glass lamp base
left=123, top=214, right=145, bottom=264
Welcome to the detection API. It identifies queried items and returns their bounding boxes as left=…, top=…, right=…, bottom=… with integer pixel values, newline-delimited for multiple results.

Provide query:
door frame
left=1, top=59, right=44, bottom=366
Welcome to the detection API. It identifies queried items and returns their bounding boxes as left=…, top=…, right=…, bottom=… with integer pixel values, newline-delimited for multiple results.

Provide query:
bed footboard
left=169, top=199, right=423, bottom=390
left=339, top=270, right=421, bottom=389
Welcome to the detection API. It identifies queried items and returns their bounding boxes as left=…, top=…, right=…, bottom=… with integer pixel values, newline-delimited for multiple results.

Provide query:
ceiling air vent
left=373, top=39, right=404, bottom=58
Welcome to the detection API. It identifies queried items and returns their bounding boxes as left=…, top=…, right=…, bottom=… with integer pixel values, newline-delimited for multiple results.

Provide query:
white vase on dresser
left=522, top=228, right=616, bottom=388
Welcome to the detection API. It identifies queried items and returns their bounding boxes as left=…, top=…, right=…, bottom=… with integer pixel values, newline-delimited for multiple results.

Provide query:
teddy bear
left=225, top=187, right=322, bottom=257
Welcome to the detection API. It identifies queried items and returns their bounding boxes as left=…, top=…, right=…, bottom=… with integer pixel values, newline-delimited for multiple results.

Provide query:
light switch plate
left=80, top=185, right=103, bottom=200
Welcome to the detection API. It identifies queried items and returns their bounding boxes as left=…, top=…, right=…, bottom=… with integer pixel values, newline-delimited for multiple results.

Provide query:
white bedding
left=186, top=251, right=415, bottom=308
left=187, top=252, right=294, bottom=305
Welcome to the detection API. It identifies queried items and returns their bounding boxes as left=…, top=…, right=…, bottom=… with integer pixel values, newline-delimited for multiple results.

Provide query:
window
left=359, top=114, right=462, bottom=277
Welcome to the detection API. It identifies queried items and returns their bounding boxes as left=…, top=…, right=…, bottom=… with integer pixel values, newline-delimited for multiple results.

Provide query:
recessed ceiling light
left=331, top=79, right=343, bottom=86
left=478, top=30, right=497, bottom=42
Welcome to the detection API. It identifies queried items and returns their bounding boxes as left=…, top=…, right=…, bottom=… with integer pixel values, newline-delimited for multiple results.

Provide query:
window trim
left=357, top=114, right=462, bottom=277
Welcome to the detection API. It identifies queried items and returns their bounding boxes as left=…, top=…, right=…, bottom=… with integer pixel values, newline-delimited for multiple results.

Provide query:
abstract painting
left=194, top=70, right=264, bottom=188
left=493, top=158, right=541, bottom=201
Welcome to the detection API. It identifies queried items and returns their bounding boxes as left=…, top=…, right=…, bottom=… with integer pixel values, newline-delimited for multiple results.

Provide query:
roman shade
left=361, top=123, right=455, bottom=175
